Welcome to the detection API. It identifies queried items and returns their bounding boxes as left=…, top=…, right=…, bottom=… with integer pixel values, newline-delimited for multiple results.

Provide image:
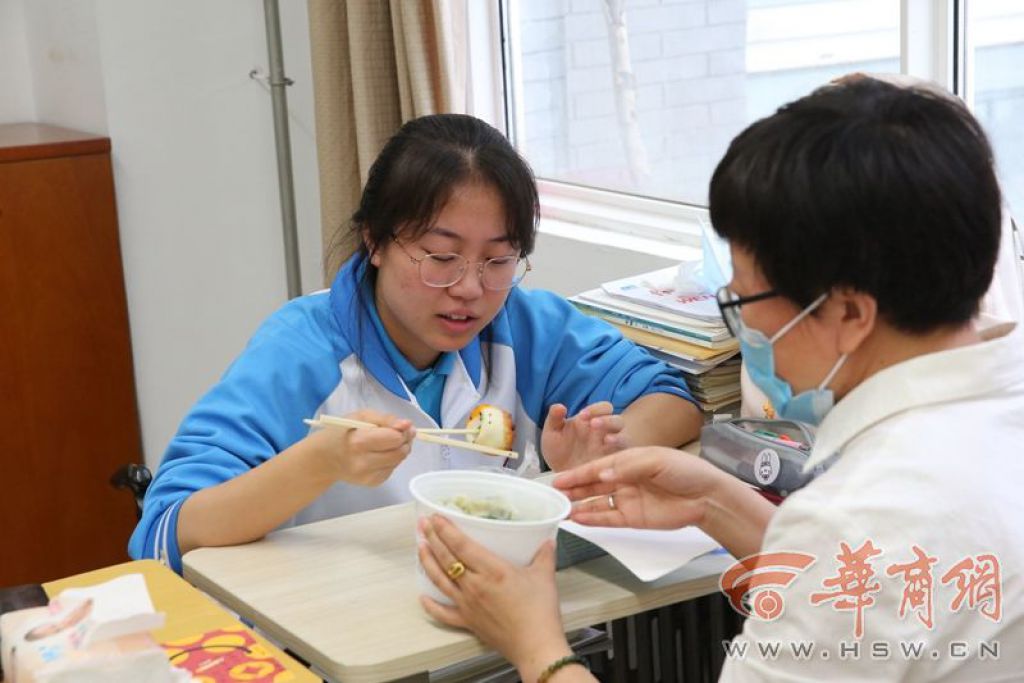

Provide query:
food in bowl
left=441, top=494, right=518, bottom=520
left=409, top=470, right=572, bottom=606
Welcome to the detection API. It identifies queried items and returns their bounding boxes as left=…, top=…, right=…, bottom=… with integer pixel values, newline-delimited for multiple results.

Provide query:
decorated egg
left=466, top=404, right=515, bottom=450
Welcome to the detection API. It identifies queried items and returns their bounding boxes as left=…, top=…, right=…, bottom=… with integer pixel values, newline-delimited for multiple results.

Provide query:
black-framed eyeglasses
left=715, top=286, right=779, bottom=338
left=396, top=242, right=531, bottom=291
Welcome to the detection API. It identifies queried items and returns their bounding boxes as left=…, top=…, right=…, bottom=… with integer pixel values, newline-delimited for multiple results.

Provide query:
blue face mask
left=738, top=293, right=848, bottom=425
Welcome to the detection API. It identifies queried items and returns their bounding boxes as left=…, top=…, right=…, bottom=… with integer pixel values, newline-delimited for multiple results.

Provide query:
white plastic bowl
left=409, top=470, right=571, bottom=605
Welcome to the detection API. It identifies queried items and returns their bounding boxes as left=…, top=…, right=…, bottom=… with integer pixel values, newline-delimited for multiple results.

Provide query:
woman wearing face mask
left=418, top=79, right=1024, bottom=681
left=129, top=114, right=703, bottom=573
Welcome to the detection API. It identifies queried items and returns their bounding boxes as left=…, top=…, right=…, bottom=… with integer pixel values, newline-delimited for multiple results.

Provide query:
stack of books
left=569, top=266, right=742, bottom=416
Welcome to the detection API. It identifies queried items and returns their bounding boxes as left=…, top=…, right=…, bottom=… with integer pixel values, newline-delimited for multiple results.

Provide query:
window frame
left=467, top=0, right=961, bottom=248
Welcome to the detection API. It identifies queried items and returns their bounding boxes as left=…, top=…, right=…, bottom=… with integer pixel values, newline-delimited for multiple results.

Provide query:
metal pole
left=263, top=0, right=302, bottom=299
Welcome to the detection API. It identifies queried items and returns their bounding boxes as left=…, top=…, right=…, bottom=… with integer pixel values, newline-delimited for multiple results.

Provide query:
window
left=482, top=2, right=1021, bottom=246
left=966, top=0, right=1024, bottom=219
left=503, top=0, right=900, bottom=229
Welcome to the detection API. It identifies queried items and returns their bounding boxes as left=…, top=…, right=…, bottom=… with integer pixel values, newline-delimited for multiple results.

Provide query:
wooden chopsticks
left=303, top=414, right=518, bottom=459
left=418, top=428, right=477, bottom=435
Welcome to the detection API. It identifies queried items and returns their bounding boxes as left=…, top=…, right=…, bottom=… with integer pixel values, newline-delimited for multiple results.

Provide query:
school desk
left=182, top=499, right=732, bottom=683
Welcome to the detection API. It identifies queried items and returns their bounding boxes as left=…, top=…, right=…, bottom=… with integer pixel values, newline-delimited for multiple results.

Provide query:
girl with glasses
left=130, top=114, right=703, bottom=573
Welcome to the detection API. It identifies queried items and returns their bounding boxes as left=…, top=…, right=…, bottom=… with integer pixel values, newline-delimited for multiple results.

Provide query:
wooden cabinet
left=0, top=124, right=143, bottom=585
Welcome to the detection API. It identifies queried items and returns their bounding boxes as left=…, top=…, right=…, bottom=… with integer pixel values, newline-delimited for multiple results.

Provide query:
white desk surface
left=183, top=499, right=731, bottom=683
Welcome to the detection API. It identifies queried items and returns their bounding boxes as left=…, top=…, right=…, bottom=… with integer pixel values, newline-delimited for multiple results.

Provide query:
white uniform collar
left=805, top=321, right=1023, bottom=471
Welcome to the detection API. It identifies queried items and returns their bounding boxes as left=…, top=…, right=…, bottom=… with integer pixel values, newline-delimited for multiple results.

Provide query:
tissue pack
left=0, top=575, right=188, bottom=683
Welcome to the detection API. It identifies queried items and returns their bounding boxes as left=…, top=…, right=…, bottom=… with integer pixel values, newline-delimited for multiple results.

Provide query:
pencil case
left=699, top=418, right=824, bottom=498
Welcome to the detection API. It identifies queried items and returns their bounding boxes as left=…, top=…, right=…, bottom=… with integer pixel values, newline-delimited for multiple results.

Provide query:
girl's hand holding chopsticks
left=303, top=410, right=416, bottom=486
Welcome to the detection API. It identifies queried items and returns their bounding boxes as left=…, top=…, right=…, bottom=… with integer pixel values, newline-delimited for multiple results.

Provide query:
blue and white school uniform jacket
left=129, top=254, right=696, bottom=571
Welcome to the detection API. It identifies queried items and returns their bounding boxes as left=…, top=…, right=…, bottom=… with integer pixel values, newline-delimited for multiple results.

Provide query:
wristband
left=537, top=653, right=587, bottom=683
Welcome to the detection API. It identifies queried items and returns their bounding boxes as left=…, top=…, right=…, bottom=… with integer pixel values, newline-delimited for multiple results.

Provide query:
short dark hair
left=348, top=114, right=539, bottom=264
left=709, top=77, right=1002, bottom=333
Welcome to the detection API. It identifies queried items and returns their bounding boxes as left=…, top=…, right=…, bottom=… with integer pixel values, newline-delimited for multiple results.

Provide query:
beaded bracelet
left=537, top=653, right=588, bottom=683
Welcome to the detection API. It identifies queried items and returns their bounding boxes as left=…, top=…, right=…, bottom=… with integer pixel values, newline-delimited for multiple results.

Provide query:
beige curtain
left=308, top=0, right=468, bottom=281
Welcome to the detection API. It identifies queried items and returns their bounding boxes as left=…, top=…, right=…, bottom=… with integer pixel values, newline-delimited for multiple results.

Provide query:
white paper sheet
left=559, top=520, right=724, bottom=582
left=58, top=574, right=165, bottom=647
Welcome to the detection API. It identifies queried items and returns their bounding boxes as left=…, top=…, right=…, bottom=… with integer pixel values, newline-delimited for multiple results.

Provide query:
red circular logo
left=752, top=589, right=784, bottom=621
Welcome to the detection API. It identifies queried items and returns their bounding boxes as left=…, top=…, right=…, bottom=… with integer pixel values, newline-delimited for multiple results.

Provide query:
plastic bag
left=672, top=217, right=732, bottom=295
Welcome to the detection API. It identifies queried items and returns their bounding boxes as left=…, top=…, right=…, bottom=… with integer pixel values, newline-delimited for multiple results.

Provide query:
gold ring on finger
left=446, top=560, right=466, bottom=581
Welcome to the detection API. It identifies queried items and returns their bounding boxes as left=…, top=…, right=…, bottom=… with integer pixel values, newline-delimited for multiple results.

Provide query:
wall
left=0, top=0, right=35, bottom=121
left=2, top=0, right=323, bottom=469
left=530, top=229, right=679, bottom=295
left=94, top=0, right=325, bottom=470
left=21, top=0, right=109, bottom=135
